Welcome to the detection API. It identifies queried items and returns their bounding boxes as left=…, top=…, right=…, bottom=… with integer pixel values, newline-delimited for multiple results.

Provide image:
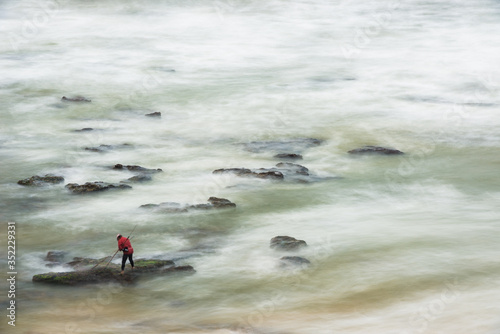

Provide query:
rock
left=85, top=144, right=113, bottom=152
left=274, top=153, right=303, bottom=160
left=122, top=175, right=153, bottom=183
left=65, top=182, right=132, bottom=194
left=270, top=236, right=307, bottom=251
left=208, top=197, right=237, bottom=208
left=280, top=256, right=311, bottom=267
left=140, top=197, right=236, bottom=212
left=18, top=174, right=65, bottom=187
left=275, top=162, right=309, bottom=175
left=113, top=164, right=162, bottom=174
left=145, top=112, right=161, bottom=117
left=45, top=251, right=67, bottom=263
left=213, top=168, right=284, bottom=180
left=243, top=138, right=323, bottom=153
left=348, top=146, right=404, bottom=155
left=85, top=144, right=132, bottom=153
left=74, top=128, right=94, bottom=132
left=61, top=96, right=91, bottom=103
left=33, top=258, right=195, bottom=286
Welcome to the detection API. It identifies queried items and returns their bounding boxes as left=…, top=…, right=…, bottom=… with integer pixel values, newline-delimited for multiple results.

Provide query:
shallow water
left=1, top=0, right=500, bottom=333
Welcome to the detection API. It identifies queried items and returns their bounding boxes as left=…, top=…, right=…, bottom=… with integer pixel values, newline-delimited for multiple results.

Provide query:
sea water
left=1, top=0, right=500, bottom=333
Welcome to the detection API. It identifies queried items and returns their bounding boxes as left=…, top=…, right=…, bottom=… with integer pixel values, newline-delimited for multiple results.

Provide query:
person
left=117, top=233, right=134, bottom=274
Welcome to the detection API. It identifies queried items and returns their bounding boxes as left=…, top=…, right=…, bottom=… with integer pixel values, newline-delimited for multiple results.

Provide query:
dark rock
left=275, top=162, right=309, bottom=175
left=280, top=256, right=311, bottom=267
left=85, top=144, right=113, bottom=152
left=140, top=197, right=236, bottom=212
left=348, top=146, right=404, bottom=155
left=243, top=138, right=323, bottom=153
left=65, top=182, right=132, bottom=194
left=122, top=175, right=153, bottom=183
left=74, top=128, right=94, bottom=132
left=33, top=258, right=194, bottom=285
left=45, top=251, right=67, bottom=263
left=213, top=168, right=284, bottom=180
left=18, top=174, right=65, bottom=187
left=270, top=236, right=307, bottom=251
left=61, top=96, right=91, bottom=103
left=113, top=164, right=162, bottom=174
left=274, top=153, right=303, bottom=160
left=145, top=112, right=161, bottom=117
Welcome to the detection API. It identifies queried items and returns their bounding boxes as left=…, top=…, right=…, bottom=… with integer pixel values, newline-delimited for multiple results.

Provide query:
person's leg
left=121, top=253, right=127, bottom=273
left=129, top=254, right=134, bottom=269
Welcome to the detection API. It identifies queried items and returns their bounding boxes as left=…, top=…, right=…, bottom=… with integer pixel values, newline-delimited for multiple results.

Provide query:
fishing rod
left=91, top=225, right=137, bottom=270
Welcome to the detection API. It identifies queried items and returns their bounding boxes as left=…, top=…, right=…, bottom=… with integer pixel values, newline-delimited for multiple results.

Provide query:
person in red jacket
left=117, top=233, right=134, bottom=274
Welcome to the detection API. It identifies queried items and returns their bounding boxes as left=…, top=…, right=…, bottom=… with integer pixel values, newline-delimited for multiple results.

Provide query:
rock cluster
left=18, top=175, right=65, bottom=187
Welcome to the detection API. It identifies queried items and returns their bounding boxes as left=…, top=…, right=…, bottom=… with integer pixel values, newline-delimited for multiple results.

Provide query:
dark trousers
left=121, top=253, right=134, bottom=270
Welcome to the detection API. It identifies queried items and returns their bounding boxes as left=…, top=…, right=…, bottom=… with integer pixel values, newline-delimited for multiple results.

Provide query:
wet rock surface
left=280, top=256, right=311, bottom=267
left=270, top=236, right=307, bottom=251
left=212, top=162, right=333, bottom=183
left=61, top=96, right=91, bottom=103
left=243, top=138, right=323, bottom=153
left=140, top=197, right=236, bottom=213
left=348, top=146, right=404, bottom=155
left=33, top=258, right=195, bottom=285
left=74, top=127, right=94, bottom=132
left=18, top=174, right=65, bottom=187
left=45, top=251, right=67, bottom=263
left=84, top=144, right=132, bottom=153
left=65, top=182, right=132, bottom=194
left=122, top=175, right=153, bottom=183
left=145, top=111, right=161, bottom=117
left=273, top=153, right=303, bottom=160
left=113, top=164, right=163, bottom=174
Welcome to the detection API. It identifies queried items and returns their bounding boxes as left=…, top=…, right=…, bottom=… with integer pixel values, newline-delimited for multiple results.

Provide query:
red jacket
left=118, top=237, right=134, bottom=255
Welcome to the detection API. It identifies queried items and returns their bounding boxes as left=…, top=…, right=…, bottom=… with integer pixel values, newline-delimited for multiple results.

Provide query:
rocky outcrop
left=140, top=197, right=236, bottom=213
left=61, top=96, right=91, bottom=102
left=74, top=128, right=94, bottom=132
left=348, top=146, right=404, bottom=155
left=33, top=258, right=195, bottom=285
left=145, top=112, right=161, bottom=117
left=270, top=236, right=307, bottom=251
left=18, top=174, right=65, bottom=187
left=273, top=153, right=303, bottom=160
left=213, top=162, right=321, bottom=182
left=113, top=164, right=163, bottom=174
left=65, top=182, right=132, bottom=194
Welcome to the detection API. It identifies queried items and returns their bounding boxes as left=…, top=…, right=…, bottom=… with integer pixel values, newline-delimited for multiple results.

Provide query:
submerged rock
left=243, top=138, right=323, bottom=153
left=275, top=162, right=309, bottom=175
left=348, top=146, right=404, bottom=155
left=33, top=258, right=195, bottom=285
left=270, top=236, right=307, bottom=251
left=122, top=175, right=153, bottom=183
left=274, top=153, right=303, bottom=160
left=65, top=182, right=132, bottom=194
left=45, top=251, right=67, bottom=263
left=113, top=164, right=163, bottom=174
left=18, top=174, right=65, bottom=187
left=145, top=111, right=161, bottom=117
left=279, top=256, right=311, bottom=267
left=74, top=127, right=94, bottom=132
left=140, top=197, right=236, bottom=212
left=61, top=96, right=91, bottom=103
left=213, top=168, right=284, bottom=180
left=85, top=144, right=132, bottom=153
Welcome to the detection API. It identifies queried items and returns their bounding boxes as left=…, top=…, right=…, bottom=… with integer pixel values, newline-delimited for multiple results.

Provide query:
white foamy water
left=1, top=0, right=500, bottom=333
